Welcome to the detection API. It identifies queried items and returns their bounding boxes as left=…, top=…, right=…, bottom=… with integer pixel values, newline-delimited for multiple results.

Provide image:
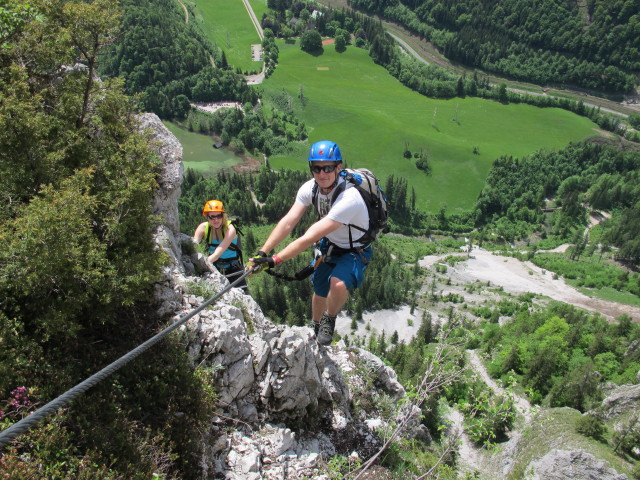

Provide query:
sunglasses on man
left=310, top=165, right=338, bottom=174
left=207, top=213, right=223, bottom=220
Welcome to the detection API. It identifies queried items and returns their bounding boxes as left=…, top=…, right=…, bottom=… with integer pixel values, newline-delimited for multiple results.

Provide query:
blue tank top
left=205, top=221, right=239, bottom=261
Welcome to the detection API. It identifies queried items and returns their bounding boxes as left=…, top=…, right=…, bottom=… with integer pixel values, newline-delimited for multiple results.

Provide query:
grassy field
left=163, top=121, right=243, bottom=174
left=259, top=40, right=602, bottom=214
left=186, top=0, right=262, bottom=72
left=573, top=285, right=640, bottom=306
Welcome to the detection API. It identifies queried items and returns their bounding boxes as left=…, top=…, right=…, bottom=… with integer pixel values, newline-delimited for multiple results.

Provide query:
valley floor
left=337, top=246, right=640, bottom=344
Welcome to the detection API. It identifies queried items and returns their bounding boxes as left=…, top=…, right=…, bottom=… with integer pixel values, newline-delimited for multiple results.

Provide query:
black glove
left=254, top=256, right=277, bottom=268
left=247, top=254, right=281, bottom=275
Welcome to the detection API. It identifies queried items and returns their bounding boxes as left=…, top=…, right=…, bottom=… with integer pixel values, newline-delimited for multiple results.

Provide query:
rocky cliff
left=142, top=113, right=420, bottom=479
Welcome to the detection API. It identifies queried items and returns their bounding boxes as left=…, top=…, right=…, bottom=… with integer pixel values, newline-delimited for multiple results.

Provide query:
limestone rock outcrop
left=144, top=113, right=416, bottom=478
left=600, top=384, right=640, bottom=419
left=526, top=449, right=628, bottom=480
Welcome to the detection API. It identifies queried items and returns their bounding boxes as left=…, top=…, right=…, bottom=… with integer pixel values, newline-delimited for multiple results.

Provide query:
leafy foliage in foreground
left=1, top=1, right=215, bottom=477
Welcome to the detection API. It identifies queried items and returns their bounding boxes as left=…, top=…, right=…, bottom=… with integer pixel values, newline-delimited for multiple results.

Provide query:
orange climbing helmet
left=202, top=199, right=225, bottom=216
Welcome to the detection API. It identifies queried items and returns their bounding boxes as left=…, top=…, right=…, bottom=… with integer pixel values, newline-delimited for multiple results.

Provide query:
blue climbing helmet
left=308, top=140, right=342, bottom=162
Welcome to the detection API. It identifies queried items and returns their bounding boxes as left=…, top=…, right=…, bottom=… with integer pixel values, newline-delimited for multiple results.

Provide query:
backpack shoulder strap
left=204, top=223, right=212, bottom=244
left=330, top=181, right=347, bottom=204
left=225, top=217, right=243, bottom=264
left=228, top=216, right=243, bottom=236
left=311, top=182, right=319, bottom=214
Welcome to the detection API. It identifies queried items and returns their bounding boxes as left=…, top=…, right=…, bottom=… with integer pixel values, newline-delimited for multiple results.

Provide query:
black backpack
left=312, top=168, right=388, bottom=248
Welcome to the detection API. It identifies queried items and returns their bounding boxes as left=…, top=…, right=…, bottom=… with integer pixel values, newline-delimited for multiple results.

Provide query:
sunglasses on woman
left=310, top=165, right=338, bottom=174
left=207, top=213, right=223, bottom=220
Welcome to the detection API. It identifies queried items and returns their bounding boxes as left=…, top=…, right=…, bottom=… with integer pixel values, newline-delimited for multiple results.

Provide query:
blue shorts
left=311, top=246, right=372, bottom=298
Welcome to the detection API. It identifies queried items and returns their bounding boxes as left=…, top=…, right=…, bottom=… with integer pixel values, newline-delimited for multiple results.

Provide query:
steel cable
left=0, top=268, right=254, bottom=448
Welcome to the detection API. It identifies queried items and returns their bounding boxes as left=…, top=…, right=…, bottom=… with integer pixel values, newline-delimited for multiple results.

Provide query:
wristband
left=272, top=254, right=282, bottom=265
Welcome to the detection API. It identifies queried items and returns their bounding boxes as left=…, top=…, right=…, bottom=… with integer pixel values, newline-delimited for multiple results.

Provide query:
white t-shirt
left=295, top=177, right=370, bottom=249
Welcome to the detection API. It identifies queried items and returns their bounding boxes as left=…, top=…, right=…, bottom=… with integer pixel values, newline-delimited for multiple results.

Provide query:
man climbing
left=247, top=140, right=371, bottom=346
left=194, top=200, right=247, bottom=290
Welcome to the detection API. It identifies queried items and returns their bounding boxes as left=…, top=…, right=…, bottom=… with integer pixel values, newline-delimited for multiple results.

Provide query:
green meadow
left=260, top=40, right=602, bottom=213
left=187, top=0, right=262, bottom=72
left=163, top=121, right=242, bottom=174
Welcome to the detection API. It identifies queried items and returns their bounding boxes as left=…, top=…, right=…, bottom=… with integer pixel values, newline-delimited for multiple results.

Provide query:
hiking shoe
left=316, top=313, right=336, bottom=346
left=311, top=321, right=320, bottom=338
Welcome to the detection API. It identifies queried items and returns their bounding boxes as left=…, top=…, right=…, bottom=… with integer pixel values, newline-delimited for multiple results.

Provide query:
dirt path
left=453, top=350, right=540, bottom=478
left=176, top=0, right=188, bottom=24
left=541, top=211, right=611, bottom=253
left=445, top=408, right=483, bottom=475
left=249, top=188, right=265, bottom=208
left=467, top=350, right=535, bottom=423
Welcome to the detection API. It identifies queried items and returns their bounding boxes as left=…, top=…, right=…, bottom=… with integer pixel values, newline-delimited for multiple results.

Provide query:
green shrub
left=473, top=306, right=493, bottom=319
left=300, top=30, right=322, bottom=53
left=575, top=413, right=607, bottom=440
left=458, top=381, right=516, bottom=446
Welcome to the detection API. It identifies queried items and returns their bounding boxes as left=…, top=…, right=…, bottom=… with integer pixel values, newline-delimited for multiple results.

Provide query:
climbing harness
left=267, top=257, right=321, bottom=281
left=266, top=238, right=370, bottom=282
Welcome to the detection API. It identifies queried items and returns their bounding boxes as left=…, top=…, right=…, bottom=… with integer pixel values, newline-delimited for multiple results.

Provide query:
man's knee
left=329, top=276, right=348, bottom=292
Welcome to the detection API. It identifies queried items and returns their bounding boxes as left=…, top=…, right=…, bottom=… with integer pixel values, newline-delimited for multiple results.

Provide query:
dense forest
left=100, top=0, right=258, bottom=118
left=347, top=0, right=639, bottom=94
left=475, top=139, right=640, bottom=264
